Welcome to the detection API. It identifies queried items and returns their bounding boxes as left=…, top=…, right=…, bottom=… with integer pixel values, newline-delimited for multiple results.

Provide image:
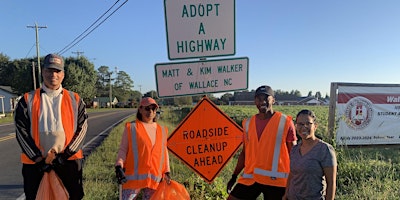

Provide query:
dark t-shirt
left=287, top=140, right=337, bottom=200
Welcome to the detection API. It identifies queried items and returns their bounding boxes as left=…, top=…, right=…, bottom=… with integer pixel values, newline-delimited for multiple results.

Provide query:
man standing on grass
left=226, top=85, right=297, bottom=200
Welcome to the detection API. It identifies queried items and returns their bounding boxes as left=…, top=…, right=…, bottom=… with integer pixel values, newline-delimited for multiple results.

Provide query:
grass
left=0, top=113, right=13, bottom=124
left=82, top=105, right=400, bottom=199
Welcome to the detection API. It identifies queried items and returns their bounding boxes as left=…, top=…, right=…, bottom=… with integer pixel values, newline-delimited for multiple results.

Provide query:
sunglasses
left=296, top=122, right=314, bottom=128
left=144, top=106, right=157, bottom=111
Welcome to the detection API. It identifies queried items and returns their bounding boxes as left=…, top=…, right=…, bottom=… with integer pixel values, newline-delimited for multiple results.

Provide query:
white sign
left=155, top=57, right=248, bottom=97
left=336, top=85, right=400, bottom=145
left=164, top=0, right=235, bottom=60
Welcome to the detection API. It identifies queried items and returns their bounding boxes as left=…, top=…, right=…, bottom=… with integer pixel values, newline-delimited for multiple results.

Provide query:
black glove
left=227, top=174, right=237, bottom=194
left=52, top=153, right=67, bottom=167
left=36, top=159, right=52, bottom=173
left=164, top=172, right=171, bottom=184
left=115, top=166, right=127, bottom=184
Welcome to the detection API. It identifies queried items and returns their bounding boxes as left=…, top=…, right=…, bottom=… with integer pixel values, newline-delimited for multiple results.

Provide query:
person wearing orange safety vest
left=227, top=85, right=297, bottom=200
left=14, top=54, right=88, bottom=200
left=115, top=97, right=171, bottom=200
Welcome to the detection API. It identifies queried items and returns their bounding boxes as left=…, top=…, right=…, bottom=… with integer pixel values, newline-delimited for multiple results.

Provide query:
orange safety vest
left=237, top=112, right=292, bottom=187
left=21, top=88, right=83, bottom=164
left=123, top=121, right=168, bottom=190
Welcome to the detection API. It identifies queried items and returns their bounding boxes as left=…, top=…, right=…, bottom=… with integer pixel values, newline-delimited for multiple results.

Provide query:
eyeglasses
left=296, top=122, right=314, bottom=127
left=144, top=106, right=157, bottom=111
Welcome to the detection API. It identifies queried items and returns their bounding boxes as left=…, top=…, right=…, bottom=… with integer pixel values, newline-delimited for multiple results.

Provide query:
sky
left=1, top=0, right=400, bottom=97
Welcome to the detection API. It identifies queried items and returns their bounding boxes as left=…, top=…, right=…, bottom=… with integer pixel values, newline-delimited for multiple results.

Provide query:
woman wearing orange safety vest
left=115, top=97, right=171, bottom=200
left=227, top=85, right=297, bottom=200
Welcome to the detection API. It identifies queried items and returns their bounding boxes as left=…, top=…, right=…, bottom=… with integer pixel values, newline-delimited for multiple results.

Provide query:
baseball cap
left=43, top=54, right=64, bottom=71
left=255, top=85, right=274, bottom=97
left=140, top=97, right=159, bottom=108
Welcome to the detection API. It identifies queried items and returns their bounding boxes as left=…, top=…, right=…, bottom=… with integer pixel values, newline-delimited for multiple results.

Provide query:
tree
left=173, top=96, right=193, bottom=106
left=315, top=91, right=322, bottom=99
left=113, top=70, right=134, bottom=102
left=143, top=90, right=158, bottom=99
left=10, top=58, right=36, bottom=94
left=129, top=90, right=142, bottom=107
left=307, top=91, right=313, bottom=97
left=290, top=89, right=302, bottom=97
left=220, top=93, right=233, bottom=105
left=63, top=56, right=97, bottom=102
left=0, top=53, right=12, bottom=86
left=96, top=66, right=111, bottom=97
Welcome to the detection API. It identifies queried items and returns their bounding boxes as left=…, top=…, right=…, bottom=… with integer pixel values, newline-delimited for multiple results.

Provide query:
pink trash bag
left=150, top=180, right=190, bottom=200
left=35, top=170, right=69, bottom=200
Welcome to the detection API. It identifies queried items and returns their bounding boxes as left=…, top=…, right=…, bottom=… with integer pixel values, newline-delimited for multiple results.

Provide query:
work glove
left=115, top=165, right=127, bottom=184
left=164, top=172, right=171, bottom=185
left=36, top=159, right=52, bottom=173
left=52, top=153, right=67, bottom=167
left=227, top=174, right=237, bottom=194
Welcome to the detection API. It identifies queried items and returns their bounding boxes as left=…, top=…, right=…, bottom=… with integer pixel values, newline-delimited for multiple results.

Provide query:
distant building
left=229, top=90, right=329, bottom=106
left=0, top=86, right=19, bottom=116
left=92, top=96, right=119, bottom=108
left=229, top=91, right=254, bottom=105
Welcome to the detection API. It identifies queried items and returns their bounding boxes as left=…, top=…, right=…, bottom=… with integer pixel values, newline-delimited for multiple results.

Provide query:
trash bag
left=36, top=170, right=69, bottom=200
left=150, top=180, right=190, bottom=200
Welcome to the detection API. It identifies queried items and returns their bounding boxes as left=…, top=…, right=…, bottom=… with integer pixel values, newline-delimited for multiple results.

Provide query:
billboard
left=336, top=84, right=400, bottom=145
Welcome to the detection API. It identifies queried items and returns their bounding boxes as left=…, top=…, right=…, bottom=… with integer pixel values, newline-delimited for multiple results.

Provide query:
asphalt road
left=0, top=109, right=135, bottom=200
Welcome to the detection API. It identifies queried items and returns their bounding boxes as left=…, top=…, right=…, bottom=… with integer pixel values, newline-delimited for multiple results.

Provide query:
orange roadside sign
left=167, top=96, right=243, bottom=183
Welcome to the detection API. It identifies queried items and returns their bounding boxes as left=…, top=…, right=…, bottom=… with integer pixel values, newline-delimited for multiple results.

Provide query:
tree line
left=0, top=53, right=328, bottom=107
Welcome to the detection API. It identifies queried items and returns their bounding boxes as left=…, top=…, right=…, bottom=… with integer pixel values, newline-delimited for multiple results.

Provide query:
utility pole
left=109, top=72, right=113, bottom=108
left=138, top=85, right=142, bottom=93
left=72, top=50, right=84, bottom=58
left=32, top=61, right=37, bottom=90
left=27, top=22, right=47, bottom=88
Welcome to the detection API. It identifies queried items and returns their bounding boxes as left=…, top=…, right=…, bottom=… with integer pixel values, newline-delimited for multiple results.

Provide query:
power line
left=57, top=0, right=128, bottom=55
left=57, top=0, right=121, bottom=55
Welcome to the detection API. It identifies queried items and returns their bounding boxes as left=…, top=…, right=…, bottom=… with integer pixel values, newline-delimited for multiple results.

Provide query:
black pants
left=22, top=159, right=84, bottom=200
left=230, top=182, right=286, bottom=200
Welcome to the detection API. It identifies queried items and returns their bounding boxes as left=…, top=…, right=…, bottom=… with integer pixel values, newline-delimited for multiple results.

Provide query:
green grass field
left=81, top=105, right=400, bottom=199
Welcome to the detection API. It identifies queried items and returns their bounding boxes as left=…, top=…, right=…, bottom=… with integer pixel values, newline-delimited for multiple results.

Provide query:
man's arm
left=14, top=97, right=43, bottom=162
left=227, top=147, right=245, bottom=193
left=62, top=98, right=88, bottom=158
left=232, top=148, right=245, bottom=176
left=286, top=121, right=297, bottom=154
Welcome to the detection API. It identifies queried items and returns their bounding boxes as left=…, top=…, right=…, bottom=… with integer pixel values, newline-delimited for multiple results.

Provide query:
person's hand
left=45, top=149, right=56, bottom=164
left=115, top=165, right=127, bottom=184
left=36, top=159, right=52, bottom=173
left=227, top=174, right=237, bottom=194
left=164, top=172, right=171, bottom=185
left=52, top=153, right=66, bottom=167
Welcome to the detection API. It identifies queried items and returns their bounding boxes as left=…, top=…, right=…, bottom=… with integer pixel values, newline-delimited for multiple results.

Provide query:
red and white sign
left=336, top=85, right=400, bottom=145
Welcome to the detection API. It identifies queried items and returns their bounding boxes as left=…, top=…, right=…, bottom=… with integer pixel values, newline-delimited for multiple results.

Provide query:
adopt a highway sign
left=164, top=0, right=235, bottom=60
left=155, top=57, right=248, bottom=98
left=167, top=96, right=243, bottom=183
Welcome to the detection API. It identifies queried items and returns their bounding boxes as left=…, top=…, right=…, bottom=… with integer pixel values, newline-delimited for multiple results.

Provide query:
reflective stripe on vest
left=242, top=114, right=288, bottom=179
left=125, top=122, right=166, bottom=183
